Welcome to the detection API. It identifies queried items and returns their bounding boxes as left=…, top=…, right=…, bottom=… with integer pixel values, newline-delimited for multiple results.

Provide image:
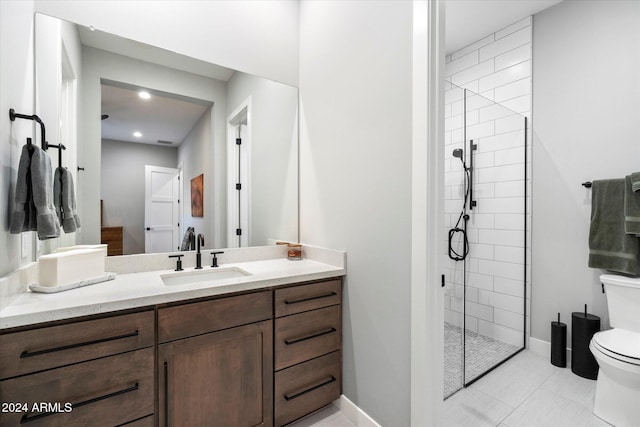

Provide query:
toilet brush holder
left=571, top=304, right=600, bottom=379
left=551, top=312, right=567, bottom=367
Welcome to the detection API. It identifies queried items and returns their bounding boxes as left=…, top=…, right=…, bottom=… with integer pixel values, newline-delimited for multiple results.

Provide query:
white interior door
left=145, top=165, right=179, bottom=253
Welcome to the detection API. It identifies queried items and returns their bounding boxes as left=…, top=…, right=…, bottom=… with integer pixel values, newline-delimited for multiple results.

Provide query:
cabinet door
left=159, top=320, right=273, bottom=427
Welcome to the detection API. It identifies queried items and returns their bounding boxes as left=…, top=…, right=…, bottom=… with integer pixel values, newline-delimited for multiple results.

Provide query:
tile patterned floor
left=444, top=322, right=522, bottom=398
left=295, top=350, right=607, bottom=427
left=443, top=350, right=609, bottom=427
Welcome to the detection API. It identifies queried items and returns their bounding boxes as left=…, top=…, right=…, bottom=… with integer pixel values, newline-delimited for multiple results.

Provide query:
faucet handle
left=168, top=254, right=184, bottom=271
left=210, top=251, right=224, bottom=268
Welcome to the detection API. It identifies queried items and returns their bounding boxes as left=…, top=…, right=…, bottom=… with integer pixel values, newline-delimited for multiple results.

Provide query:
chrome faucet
left=195, top=234, right=205, bottom=269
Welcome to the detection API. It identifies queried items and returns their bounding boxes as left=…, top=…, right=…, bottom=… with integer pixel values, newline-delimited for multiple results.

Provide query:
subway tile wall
left=444, top=17, right=532, bottom=348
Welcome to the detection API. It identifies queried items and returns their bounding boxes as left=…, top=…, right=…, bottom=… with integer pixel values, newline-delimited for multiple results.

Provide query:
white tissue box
left=54, top=244, right=108, bottom=257
left=38, top=248, right=106, bottom=287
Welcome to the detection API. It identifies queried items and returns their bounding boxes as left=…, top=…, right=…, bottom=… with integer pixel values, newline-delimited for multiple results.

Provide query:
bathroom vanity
left=0, top=247, right=345, bottom=427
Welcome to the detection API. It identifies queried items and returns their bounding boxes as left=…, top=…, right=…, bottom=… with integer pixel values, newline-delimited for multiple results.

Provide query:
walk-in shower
left=443, top=81, right=528, bottom=398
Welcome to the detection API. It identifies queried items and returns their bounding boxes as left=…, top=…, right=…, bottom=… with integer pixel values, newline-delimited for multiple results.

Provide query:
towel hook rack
left=582, top=182, right=592, bottom=188
left=48, top=143, right=67, bottom=170
left=9, top=108, right=48, bottom=150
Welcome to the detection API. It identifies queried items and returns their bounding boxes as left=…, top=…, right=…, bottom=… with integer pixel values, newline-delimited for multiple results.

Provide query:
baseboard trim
left=333, top=395, right=381, bottom=427
left=529, top=336, right=572, bottom=367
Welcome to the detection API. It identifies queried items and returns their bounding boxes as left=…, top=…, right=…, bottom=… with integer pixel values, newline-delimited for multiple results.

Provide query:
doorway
left=144, top=165, right=180, bottom=253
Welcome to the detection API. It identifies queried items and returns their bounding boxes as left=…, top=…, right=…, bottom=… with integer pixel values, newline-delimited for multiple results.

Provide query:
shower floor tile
left=444, top=322, right=521, bottom=398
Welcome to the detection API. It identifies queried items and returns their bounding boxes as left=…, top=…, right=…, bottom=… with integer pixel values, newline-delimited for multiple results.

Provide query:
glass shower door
left=443, top=81, right=527, bottom=397
left=443, top=80, right=466, bottom=398
left=462, top=89, right=527, bottom=385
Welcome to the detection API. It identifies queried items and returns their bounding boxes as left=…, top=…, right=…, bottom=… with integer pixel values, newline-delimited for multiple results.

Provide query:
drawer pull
left=284, top=292, right=337, bottom=305
left=20, top=330, right=139, bottom=358
left=284, top=327, right=336, bottom=345
left=284, top=376, right=337, bottom=401
left=20, top=383, right=139, bottom=424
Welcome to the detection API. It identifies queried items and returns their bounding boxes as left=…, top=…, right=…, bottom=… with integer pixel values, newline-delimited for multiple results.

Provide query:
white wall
left=178, top=108, right=214, bottom=244
left=531, top=1, right=640, bottom=344
left=33, top=0, right=299, bottom=86
left=444, top=17, right=532, bottom=348
left=226, top=72, right=298, bottom=246
left=299, top=1, right=413, bottom=425
left=34, top=14, right=82, bottom=255
left=101, top=139, right=178, bottom=254
left=1, top=0, right=35, bottom=277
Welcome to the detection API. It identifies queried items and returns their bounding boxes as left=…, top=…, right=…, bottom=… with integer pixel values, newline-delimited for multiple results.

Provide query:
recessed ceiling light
left=133, top=131, right=142, bottom=138
left=138, top=91, right=151, bottom=100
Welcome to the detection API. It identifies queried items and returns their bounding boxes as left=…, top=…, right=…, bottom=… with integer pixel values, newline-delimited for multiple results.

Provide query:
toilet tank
left=601, top=274, right=640, bottom=333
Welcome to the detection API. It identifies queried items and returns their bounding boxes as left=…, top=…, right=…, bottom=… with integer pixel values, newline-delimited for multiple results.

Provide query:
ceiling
left=94, top=1, right=565, bottom=147
left=80, top=26, right=221, bottom=148
left=445, top=0, right=563, bottom=54
left=101, top=82, right=211, bottom=147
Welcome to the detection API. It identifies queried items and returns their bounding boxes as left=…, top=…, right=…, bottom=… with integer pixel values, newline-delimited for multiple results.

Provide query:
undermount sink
left=161, top=267, right=252, bottom=286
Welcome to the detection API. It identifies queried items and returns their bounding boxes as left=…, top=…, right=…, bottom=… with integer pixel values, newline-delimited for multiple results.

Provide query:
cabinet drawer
left=275, top=351, right=341, bottom=427
left=0, top=311, right=154, bottom=380
left=158, top=291, right=272, bottom=343
left=275, top=280, right=341, bottom=317
left=275, top=305, right=341, bottom=371
left=121, top=416, right=154, bottom=427
left=0, top=347, right=154, bottom=427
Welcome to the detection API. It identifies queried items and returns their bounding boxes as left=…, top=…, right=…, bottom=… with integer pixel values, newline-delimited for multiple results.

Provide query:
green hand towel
left=588, top=179, right=639, bottom=276
left=625, top=174, right=640, bottom=236
left=632, top=172, right=640, bottom=193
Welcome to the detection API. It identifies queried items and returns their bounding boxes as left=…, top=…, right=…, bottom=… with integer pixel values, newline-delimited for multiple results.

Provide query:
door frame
left=226, top=97, right=252, bottom=248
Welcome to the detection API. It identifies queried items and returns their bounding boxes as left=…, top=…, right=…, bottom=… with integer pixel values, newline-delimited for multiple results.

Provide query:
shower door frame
left=461, top=114, right=528, bottom=388
left=445, top=83, right=529, bottom=393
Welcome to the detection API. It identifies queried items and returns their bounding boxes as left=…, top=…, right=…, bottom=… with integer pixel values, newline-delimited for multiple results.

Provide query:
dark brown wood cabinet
left=0, top=278, right=343, bottom=427
left=159, top=321, right=273, bottom=427
left=101, top=226, right=123, bottom=256
left=0, top=311, right=155, bottom=427
left=157, top=292, right=274, bottom=427
left=273, top=279, right=343, bottom=426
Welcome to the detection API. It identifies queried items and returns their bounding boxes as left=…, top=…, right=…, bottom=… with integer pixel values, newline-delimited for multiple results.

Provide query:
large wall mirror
left=35, top=13, right=299, bottom=257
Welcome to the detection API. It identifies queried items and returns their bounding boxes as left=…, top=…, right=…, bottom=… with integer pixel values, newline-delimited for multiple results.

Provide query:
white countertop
left=0, top=248, right=345, bottom=330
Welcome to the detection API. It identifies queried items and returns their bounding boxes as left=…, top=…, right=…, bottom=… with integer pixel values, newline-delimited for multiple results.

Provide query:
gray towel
left=625, top=174, right=640, bottom=235
left=53, top=167, right=81, bottom=233
left=10, top=144, right=60, bottom=240
left=632, top=172, right=640, bottom=193
left=588, top=179, right=639, bottom=275
left=10, top=145, right=37, bottom=233
left=180, top=227, right=195, bottom=251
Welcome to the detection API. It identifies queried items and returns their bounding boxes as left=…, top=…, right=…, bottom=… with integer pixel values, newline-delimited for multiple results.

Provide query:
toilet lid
left=593, top=329, right=640, bottom=360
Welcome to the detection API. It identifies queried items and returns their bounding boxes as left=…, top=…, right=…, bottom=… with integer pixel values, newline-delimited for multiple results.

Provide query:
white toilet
left=589, top=274, right=640, bottom=427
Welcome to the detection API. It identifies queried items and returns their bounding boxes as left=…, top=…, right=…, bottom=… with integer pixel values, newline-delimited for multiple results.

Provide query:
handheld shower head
left=452, top=148, right=468, bottom=171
